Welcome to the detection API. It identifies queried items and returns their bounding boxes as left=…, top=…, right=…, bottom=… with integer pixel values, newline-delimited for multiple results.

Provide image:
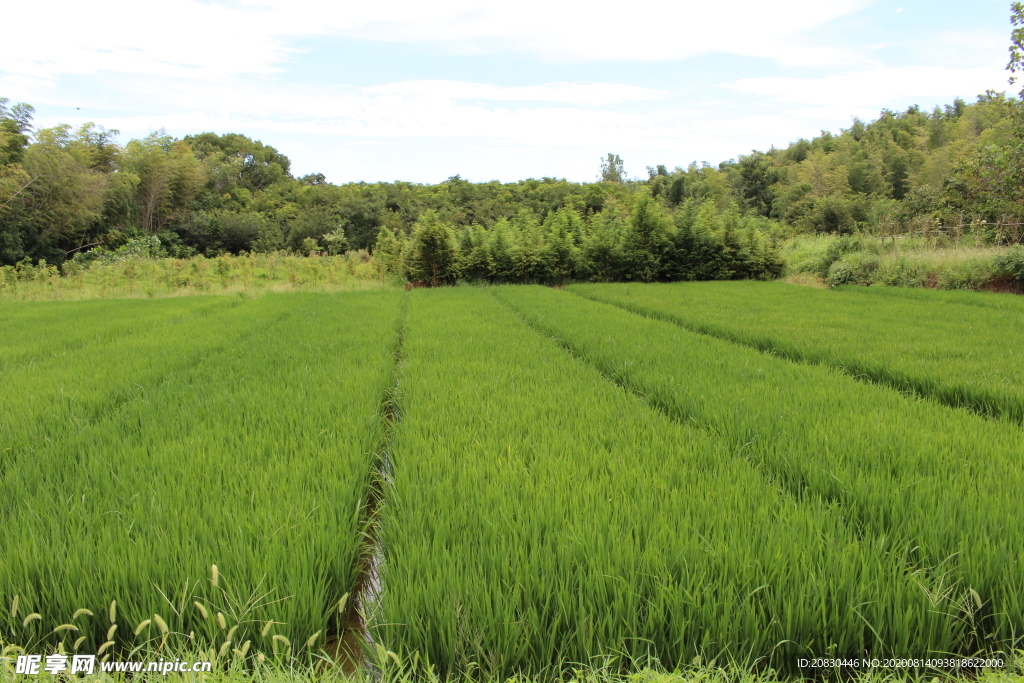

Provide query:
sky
left=0, top=0, right=1014, bottom=184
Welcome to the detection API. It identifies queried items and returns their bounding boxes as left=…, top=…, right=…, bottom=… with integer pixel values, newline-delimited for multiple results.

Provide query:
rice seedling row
left=495, top=285, right=1024, bottom=654
left=0, top=296, right=292, bottom=485
left=0, top=297, right=233, bottom=372
left=835, top=284, right=1024, bottom=311
left=373, top=288, right=974, bottom=679
left=569, top=281, right=1024, bottom=424
left=1, top=291, right=402, bottom=662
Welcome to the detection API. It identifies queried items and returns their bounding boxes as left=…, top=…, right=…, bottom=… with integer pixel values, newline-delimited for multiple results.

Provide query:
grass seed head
left=109, top=600, right=117, bottom=624
left=193, top=601, right=208, bottom=619
left=73, top=636, right=86, bottom=651
left=211, top=564, right=219, bottom=588
left=271, top=634, right=290, bottom=654
left=72, top=608, right=93, bottom=620
left=52, top=624, right=79, bottom=633
left=216, top=612, right=226, bottom=630
left=153, top=614, right=169, bottom=634
left=306, top=631, right=320, bottom=649
left=134, top=619, right=151, bottom=636
left=22, top=613, right=41, bottom=628
left=261, top=621, right=273, bottom=637
left=106, top=624, right=117, bottom=640
left=98, top=641, right=115, bottom=655
left=10, top=595, right=17, bottom=618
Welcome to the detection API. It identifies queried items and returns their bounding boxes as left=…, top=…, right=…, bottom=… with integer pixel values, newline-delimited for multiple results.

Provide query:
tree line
left=2, top=8, right=1024, bottom=282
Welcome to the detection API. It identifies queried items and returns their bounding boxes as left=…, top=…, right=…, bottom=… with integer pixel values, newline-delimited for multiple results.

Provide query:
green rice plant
left=569, top=281, right=1024, bottom=424
left=497, top=285, right=1024, bottom=657
left=372, top=288, right=971, bottom=679
left=0, top=291, right=402, bottom=657
left=834, top=285, right=1024, bottom=311
left=0, top=295, right=287, bottom=484
left=0, top=296, right=231, bottom=372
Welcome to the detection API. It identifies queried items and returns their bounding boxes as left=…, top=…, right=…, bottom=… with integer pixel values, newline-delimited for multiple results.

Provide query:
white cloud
left=367, top=81, right=666, bottom=105
left=24, top=70, right=822, bottom=181
left=290, top=0, right=873, bottom=65
left=1, top=0, right=874, bottom=86
left=725, top=64, right=1007, bottom=108
left=23, top=75, right=668, bottom=143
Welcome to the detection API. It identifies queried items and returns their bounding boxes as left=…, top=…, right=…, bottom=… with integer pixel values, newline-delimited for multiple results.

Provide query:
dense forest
left=2, top=69, right=1024, bottom=284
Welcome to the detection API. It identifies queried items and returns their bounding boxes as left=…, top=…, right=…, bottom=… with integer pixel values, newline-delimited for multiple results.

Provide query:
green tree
left=285, top=205, right=344, bottom=252
left=599, top=153, right=626, bottom=184
left=18, top=125, right=111, bottom=256
left=582, top=210, right=625, bottom=281
left=623, top=194, right=672, bottom=282
left=185, top=132, right=291, bottom=195
left=371, top=226, right=406, bottom=278
left=542, top=208, right=582, bottom=284
left=667, top=175, right=686, bottom=205
left=120, top=132, right=205, bottom=233
left=408, top=210, right=458, bottom=286
left=0, top=98, right=33, bottom=166
left=735, top=152, right=778, bottom=216
left=488, top=218, right=517, bottom=282
left=458, top=224, right=494, bottom=281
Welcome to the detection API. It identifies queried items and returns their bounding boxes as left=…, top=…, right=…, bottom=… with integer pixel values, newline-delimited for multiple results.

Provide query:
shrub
left=936, top=258, right=995, bottom=290
left=872, top=257, right=929, bottom=288
left=994, top=245, right=1024, bottom=287
left=816, top=234, right=863, bottom=279
left=826, top=252, right=880, bottom=286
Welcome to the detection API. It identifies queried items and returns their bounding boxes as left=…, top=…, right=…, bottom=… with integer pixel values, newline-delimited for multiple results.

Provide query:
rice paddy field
left=1, top=283, right=1023, bottom=681
left=570, top=281, right=1024, bottom=424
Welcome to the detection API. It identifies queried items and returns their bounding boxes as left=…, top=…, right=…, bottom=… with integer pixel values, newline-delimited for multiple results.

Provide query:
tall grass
left=372, top=288, right=974, bottom=679
left=498, top=285, right=1024, bottom=658
left=0, top=291, right=402, bottom=659
left=0, top=252, right=389, bottom=302
left=782, top=234, right=1020, bottom=290
left=570, top=281, right=1024, bottom=424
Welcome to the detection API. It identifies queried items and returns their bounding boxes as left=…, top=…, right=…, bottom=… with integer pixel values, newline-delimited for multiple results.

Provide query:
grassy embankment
left=3, top=233, right=1024, bottom=302
left=782, top=234, right=1024, bottom=292
left=0, top=252, right=389, bottom=301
